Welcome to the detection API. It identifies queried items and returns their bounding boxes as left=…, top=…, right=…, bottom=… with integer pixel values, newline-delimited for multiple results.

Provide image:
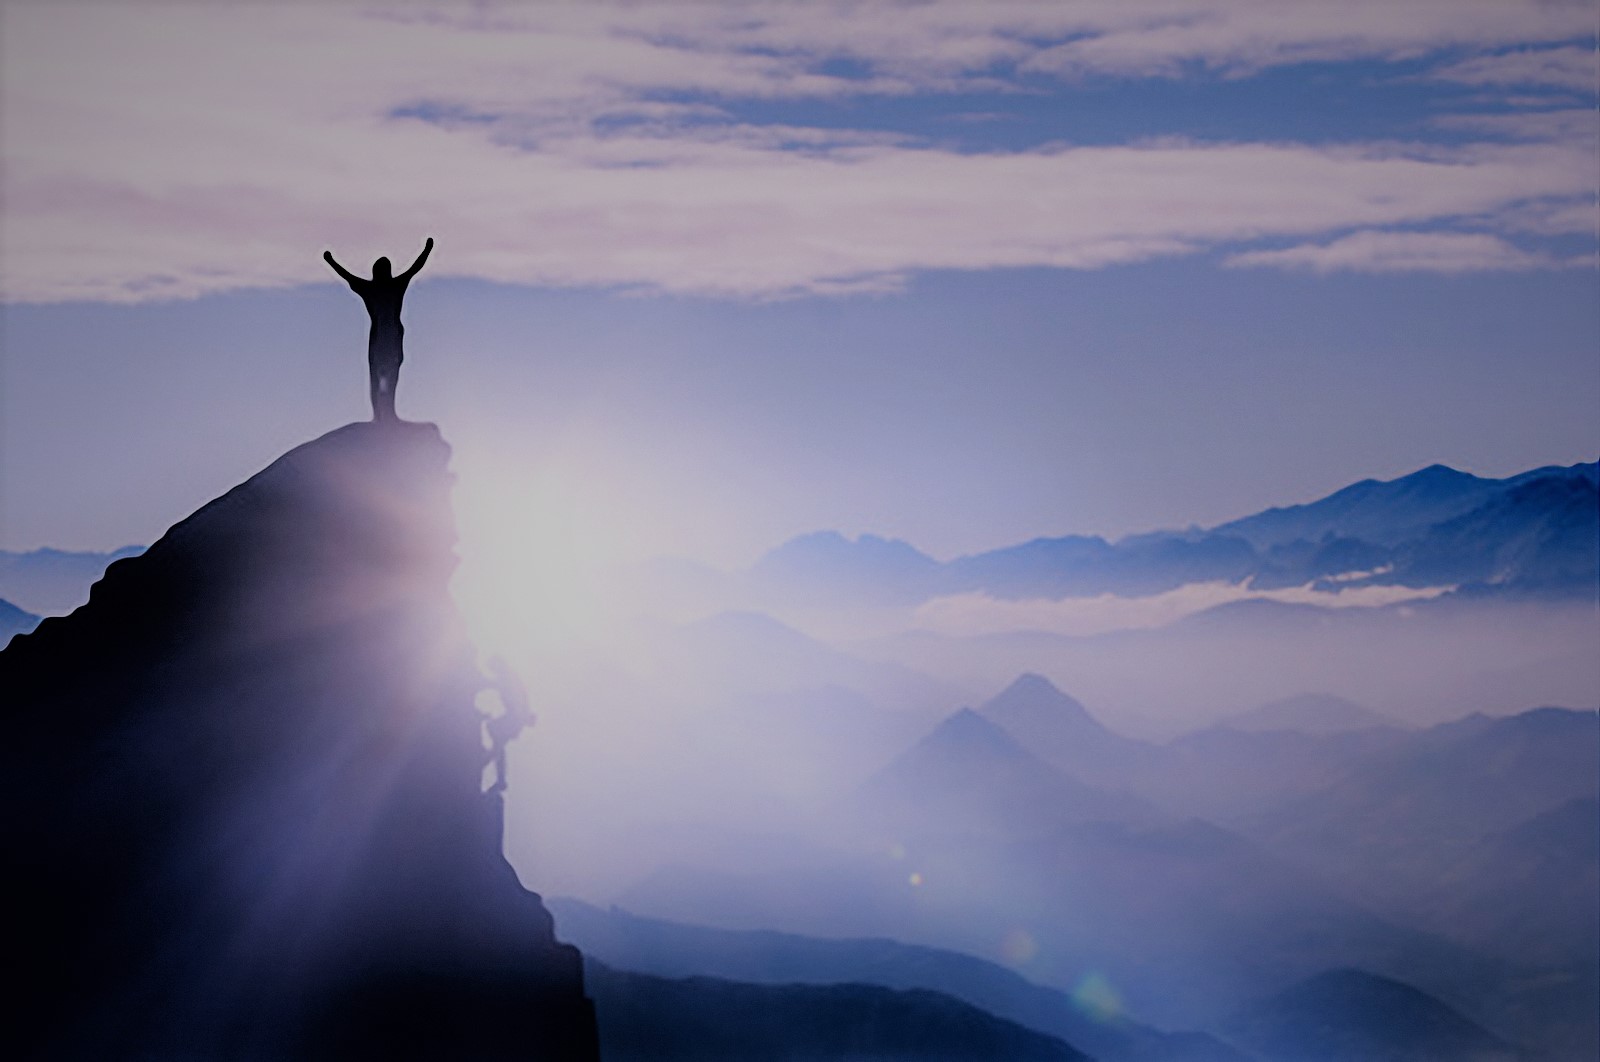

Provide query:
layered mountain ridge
left=749, top=460, right=1598, bottom=605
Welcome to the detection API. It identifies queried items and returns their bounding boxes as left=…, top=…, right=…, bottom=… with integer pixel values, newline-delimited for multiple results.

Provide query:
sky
left=2, top=0, right=1597, bottom=568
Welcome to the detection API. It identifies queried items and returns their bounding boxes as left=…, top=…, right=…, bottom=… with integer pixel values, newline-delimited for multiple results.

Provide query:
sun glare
left=449, top=455, right=635, bottom=662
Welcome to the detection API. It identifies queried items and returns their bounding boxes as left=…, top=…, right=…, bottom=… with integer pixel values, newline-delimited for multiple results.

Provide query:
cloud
left=8, top=131, right=1594, bottom=301
left=1432, top=108, right=1598, bottom=143
left=2, top=3, right=1596, bottom=302
left=913, top=580, right=1453, bottom=639
left=587, top=1, right=1594, bottom=84
left=1430, top=45, right=1599, bottom=92
left=1487, top=196, right=1600, bottom=237
left=1225, top=229, right=1582, bottom=274
left=1019, top=1, right=1593, bottom=79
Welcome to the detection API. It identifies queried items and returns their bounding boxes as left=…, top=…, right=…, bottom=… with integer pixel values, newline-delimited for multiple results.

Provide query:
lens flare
left=1000, top=928, right=1039, bottom=965
left=1071, top=972, right=1124, bottom=1023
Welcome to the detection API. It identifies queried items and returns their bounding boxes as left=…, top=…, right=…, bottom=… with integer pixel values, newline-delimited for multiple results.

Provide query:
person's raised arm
left=323, top=250, right=363, bottom=286
left=400, top=237, right=434, bottom=281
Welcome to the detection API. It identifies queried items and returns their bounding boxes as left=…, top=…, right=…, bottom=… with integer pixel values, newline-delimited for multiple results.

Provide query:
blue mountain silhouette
left=1221, top=968, right=1524, bottom=1062
left=743, top=460, right=1598, bottom=606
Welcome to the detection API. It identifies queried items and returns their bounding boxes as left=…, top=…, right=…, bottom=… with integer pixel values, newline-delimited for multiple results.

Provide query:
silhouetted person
left=482, top=655, right=536, bottom=794
left=324, top=237, right=433, bottom=422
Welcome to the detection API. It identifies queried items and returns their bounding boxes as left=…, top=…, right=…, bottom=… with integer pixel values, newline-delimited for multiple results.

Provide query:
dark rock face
left=0, top=422, right=597, bottom=1060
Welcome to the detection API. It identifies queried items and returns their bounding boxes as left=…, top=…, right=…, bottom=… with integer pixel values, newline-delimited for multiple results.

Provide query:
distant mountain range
left=0, top=598, right=41, bottom=646
left=611, top=671, right=1596, bottom=1054
left=1211, top=462, right=1592, bottom=550
left=0, top=545, right=143, bottom=615
left=963, top=675, right=1597, bottom=920
left=977, top=672, right=1157, bottom=785
left=1248, top=705, right=1600, bottom=954
left=1220, top=693, right=1395, bottom=735
left=748, top=461, right=1598, bottom=605
left=969, top=677, right=1598, bottom=1055
left=971, top=674, right=1402, bottom=814
left=857, top=704, right=1157, bottom=840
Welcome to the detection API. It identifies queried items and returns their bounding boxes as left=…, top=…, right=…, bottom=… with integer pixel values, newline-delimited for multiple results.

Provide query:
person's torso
left=359, top=277, right=411, bottom=326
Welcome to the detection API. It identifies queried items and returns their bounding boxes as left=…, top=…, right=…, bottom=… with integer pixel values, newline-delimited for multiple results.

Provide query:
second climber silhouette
left=325, top=237, right=433, bottom=422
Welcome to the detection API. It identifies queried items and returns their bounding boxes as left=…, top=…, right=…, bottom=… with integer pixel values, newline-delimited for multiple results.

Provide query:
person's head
left=372, top=256, right=392, bottom=280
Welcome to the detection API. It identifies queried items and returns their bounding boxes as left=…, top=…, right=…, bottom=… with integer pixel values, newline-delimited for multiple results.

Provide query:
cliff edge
left=1, top=422, right=598, bottom=1060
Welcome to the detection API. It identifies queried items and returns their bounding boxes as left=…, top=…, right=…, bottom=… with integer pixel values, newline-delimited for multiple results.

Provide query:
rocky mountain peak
left=1, top=421, right=597, bottom=1060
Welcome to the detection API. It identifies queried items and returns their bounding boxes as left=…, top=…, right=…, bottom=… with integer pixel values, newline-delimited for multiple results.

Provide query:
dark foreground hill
left=586, top=959, right=1093, bottom=1061
left=552, top=898, right=1248, bottom=1062
left=0, top=422, right=598, bottom=1060
left=1220, top=968, right=1525, bottom=1062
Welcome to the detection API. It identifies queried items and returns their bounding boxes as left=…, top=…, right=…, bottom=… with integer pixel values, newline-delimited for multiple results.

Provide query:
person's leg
left=369, top=348, right=398, bottom=422
left=389, top=343, right=403, bottom=422
left=368, top=338, right=387, bottom=422
left=369, top=365, right=385, bottom=421
left=373, top=370, right=394, bottom=421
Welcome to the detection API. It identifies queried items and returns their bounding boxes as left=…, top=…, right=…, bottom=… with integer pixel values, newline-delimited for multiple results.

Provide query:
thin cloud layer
left=913, top=581, right=1455, bottom=639
left=2, top=2, right=1595, bottom=302
left=1433, top=107, right=1598, bottom=143
left=1430, top=45, right=1599, bottom=92
left=1226, top=230, right=1580, bottom=274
